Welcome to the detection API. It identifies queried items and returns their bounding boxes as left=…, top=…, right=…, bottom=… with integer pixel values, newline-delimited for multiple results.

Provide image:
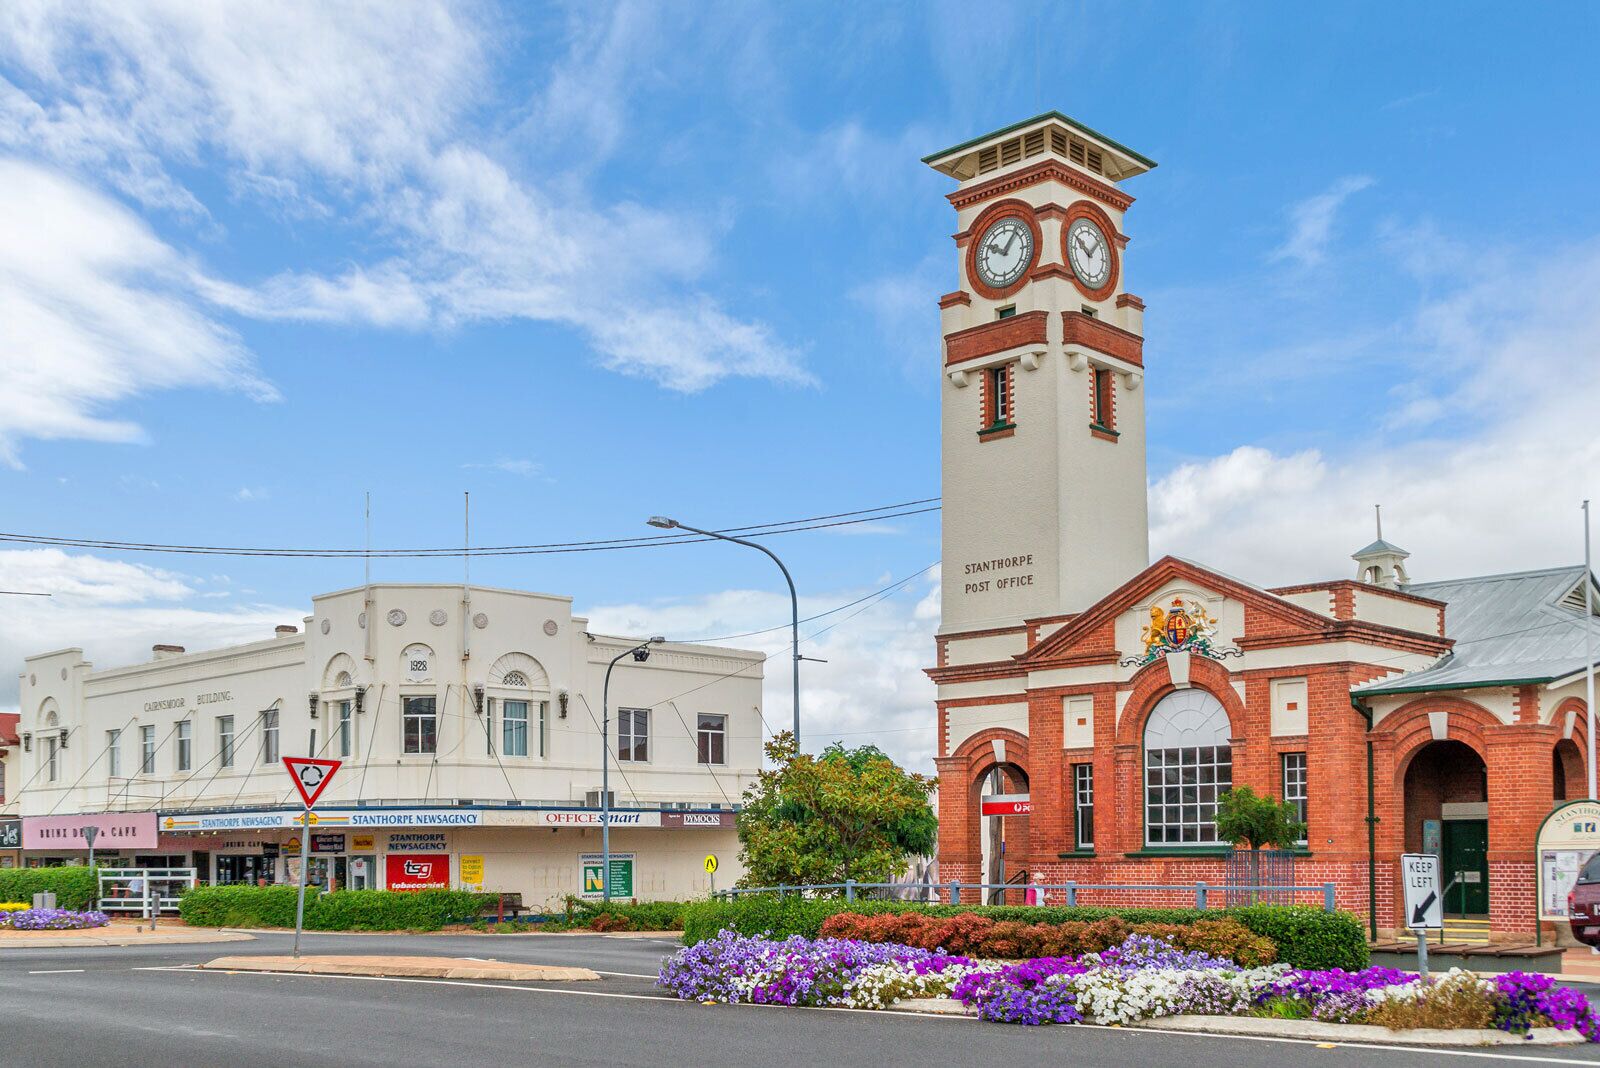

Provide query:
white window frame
left=107, top=729, right=121, bottom=778
left=1142, top=689, right=1232, bottom=846
left=1073, top=762, right=1094, bottom=849
left=402, top=695, right=437, bottom=755
left=697, top=713, right=727, bottom=766
left=617, top=707, right=650, bottom=763
left=1281, top=751, right=1309, bottom=844
left=140, top=724, right=156, bottom=775
left=176, top=719, right=192, bottom=772
left=338, top=700, right=353, bottom=759
left=261, top=709, right=280, bottom=766
left=502, top=699, right=529, bottom=758
left=218, top=715, right=235, bottom=769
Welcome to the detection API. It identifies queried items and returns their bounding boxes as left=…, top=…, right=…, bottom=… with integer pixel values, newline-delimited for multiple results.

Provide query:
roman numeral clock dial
left=1067, top=217, right=1111, bottom=289
left=975, top=217, right=1034, bottom=290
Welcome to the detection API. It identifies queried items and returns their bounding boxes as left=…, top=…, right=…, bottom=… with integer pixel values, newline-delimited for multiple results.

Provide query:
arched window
left=335, top=671, right=353, bottom=688
left=1143, top=689, right=1232, bottom=845
left=501, top=670, right=529, bottom=688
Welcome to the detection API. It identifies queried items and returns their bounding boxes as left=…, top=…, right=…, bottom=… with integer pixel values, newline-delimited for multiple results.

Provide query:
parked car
left=1568, top=854, right=1600, bottom=947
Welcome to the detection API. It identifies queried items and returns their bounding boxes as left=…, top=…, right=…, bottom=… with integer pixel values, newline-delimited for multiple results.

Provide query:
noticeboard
left=580, top=853, right=634, bottom=898
left=1536, top=800, right=1600, bottom=919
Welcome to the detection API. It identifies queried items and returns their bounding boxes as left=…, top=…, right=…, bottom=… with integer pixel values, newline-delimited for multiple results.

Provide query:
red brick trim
left=979, top=427, right=1015, bottom=441
left=1026, top=262, right=1075, bottom=283
left=945, top=309, right=1048, bottom=366
left=938, top=290, right=972, bottom=308
left=963, top=199, right=1043, bottom=301
left=1090, top=426, right=1119, bottom=443
left=1552, top=695, right=1591, bottom=732
left=1269, top=580, right=1447, bottom=611
left=1062, top=310, right=1144, bottom=366
left=1115, top=293, right=1145, bottom=310
left=948, top=159, right=1135, bottom=214
left=1059, top=200, right=1122, bottom=302
left=944, top=623, right=1032, bottom=641
left=925, top=660, right=1029, bottom=685
left=950, top=727, right=1032, bottom=781
left=978, top=360, right=1018, bottom=437
left=1115, top=656, right=1247, bottom=748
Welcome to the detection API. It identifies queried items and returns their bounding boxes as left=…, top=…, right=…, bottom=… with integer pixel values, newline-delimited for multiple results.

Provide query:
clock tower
left=924, top=112, right=1155, bottom=643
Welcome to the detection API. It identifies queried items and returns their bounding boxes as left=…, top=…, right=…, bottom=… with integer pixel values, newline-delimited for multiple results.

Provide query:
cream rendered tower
left=925, top=113, right=1154, bottom=651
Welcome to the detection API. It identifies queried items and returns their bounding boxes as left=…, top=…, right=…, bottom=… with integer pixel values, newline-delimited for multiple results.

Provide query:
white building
left=4, top=582, right=762, bottom=906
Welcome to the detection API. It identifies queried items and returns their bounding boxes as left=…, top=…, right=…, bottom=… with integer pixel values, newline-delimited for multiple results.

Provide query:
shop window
left=338, top=700, right=353, bottom=759
left=106, top=729, right=121, bottom=777
left=1281, top=752, right=1308, bottom=843
left=218, top=715, right=235, bottom=769
left=176, top=719, right=192, bottom=772
left=1143, top=689, right=1232, bottom=845
left=617, top=708, right=650, bottom=763
left=698, top=713, right=727, bottom=766
left=260, top=709, right=280, bottom=766
left=403, top=696, right=437, bottom=755
left=140, top=724, right=156, bottom=775
left=1073, top=763, right=1094, bottom=849
left=503, top=699, right=530, bottom=757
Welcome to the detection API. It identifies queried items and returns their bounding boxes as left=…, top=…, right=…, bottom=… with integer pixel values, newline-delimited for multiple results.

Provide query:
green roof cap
left=921, top=111, right=1157, bottom=169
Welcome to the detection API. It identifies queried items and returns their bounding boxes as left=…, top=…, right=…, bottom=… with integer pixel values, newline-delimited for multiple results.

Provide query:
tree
left=1214, top=785, right=1307, bottom=898
left=736, top=732, right=937, bottom=889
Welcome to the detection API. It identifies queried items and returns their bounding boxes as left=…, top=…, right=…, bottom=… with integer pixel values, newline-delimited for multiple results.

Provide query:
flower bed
left=657, top=930, right=1598, bottom=1041
left=0, top=908, right=111, bottom=931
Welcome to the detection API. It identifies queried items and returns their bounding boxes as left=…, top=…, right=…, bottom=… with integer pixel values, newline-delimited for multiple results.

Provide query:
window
left=1281, top=752, right=1308, bottom=843
left=1091, top=367, right=1115, bottom=430
left=1073, top=763, right=1094, bottom=849
left=107, top=729, right=121, bottom=777
left=403, top=696, right=437, bottom=755
left=992, top=365, right=1011, bottom=425
left=698, top=714, right=727, bottom=765
left=261, top=709, right=280, bottom=765
left=218, top=716, right=235, bottom=769
left=503, top=699, right=529, bottom=757
left=45, top=736, right=58, bottom=782
left=617, top=708, right=649, bottom=762
left=1143, top=689, right=1232, bottom=845
left=140, top=724, right=156, bottom=774
left=501, top=670, right=529, bottom=687
left=995, top=305, right=1016, bottom=320
left=176, top=719, right=192, bottom=772
left=338, top=701, right=353, bottom=759
left=1080, top=304, right=1097, bottom=318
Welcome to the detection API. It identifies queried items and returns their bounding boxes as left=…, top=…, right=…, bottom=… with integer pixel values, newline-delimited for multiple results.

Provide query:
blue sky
left=1, top=2, right=1597, bottom=769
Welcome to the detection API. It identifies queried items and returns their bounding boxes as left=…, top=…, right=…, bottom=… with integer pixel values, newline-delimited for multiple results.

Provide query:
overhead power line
left=0, top=498, right=941, bottom=560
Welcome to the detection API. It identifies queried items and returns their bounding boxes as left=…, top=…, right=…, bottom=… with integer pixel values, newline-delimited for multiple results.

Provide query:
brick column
left=1027, top=691, right=1068, bottom=867
left=1485, top=724, right=1555, bottom=937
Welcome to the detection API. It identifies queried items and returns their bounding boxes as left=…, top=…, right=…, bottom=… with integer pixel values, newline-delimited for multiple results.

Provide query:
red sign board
left=282, top=756, right=341, bottom=808
left=386, top=853, right=450, bottom=891
left=981, top=794, right=1032, bottom=817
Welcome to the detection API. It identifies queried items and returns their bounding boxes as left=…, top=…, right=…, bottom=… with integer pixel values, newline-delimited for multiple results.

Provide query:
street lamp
left=648, top=516, right=801, bottom=746
left=600, top=635, right=664, bottom=902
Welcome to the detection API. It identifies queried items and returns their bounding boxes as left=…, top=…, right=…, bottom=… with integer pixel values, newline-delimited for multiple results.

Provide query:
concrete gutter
left=201, top=955, right=600, bottom=982
left=0, top=930, right=254, bottom=949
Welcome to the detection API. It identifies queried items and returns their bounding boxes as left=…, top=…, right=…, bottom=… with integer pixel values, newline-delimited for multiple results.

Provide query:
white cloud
left=1154, top=239, right=1600, bottom=585
left=1270, top=175, right=1376, bottom=269
left=233, top=486, right=269, bottom=502
left=585, top=571, right=941, bottom=771
left=0, top=159, right=276, bottom=467
left=462, top=458, right=542, bottom=478
left=0, top=548, right=300, bottom=710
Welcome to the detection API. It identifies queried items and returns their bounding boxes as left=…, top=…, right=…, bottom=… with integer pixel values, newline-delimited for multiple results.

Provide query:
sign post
left=1402, top=852, right=1443, bottom=979
left=81, top=824, right=98, bottom=872
left=283, top=756, right=341, bottom=960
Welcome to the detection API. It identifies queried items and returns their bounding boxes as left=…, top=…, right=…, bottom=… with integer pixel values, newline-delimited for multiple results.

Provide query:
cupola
left=1353, top=506, right=1409, bottom=589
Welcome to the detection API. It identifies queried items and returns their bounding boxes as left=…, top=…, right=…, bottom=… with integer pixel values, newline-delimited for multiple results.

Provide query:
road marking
left=595, top=970, right=659, bottom=979
left=27, top=969, right=84, bottom=975
left=153, top=969, right=1600, bottom=1063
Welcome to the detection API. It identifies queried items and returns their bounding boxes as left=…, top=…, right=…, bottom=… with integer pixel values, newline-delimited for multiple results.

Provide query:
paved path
left=8, top=932, right=1600, bottom=1066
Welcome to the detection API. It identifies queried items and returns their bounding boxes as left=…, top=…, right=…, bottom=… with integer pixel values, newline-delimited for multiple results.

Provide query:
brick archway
left=1376, top=696, right=1499, bottom=793
left=939, top=728, right=1032, bottom=896
left=1115, top=655, right=1246, bottom=748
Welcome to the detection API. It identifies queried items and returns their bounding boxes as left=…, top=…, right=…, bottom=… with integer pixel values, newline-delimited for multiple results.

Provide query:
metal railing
left=713, top=879, right=1339, bottom=911
left=97, top=868, right=197, bottom=916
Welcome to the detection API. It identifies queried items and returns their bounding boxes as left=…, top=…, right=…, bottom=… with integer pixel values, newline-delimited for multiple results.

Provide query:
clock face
left=1066, top=217, right=1112, bottom=290
left=975, top=217, right=1034, bottom=290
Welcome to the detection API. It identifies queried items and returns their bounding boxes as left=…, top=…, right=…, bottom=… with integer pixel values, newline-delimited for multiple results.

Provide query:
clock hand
left=1001, top=231, right=1020, bottom=256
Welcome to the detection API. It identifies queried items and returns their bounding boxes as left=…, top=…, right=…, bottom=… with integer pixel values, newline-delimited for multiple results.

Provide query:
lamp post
left=648, top=516, right=801, bottom=746
left=601, top=636, right=664, bottom=902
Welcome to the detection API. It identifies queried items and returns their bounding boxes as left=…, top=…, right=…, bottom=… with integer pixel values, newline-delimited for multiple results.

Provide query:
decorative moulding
left=429, top=609, right=448, bottom=626
left=1167, top=649, right=1191, bottom=688
left=473, top=612, right=489, bottom=630
left=949, top=368, right=970, bottom=388
left=1428, top=711, right=1449, bottom=740
left=387, top=609, right=407, bottom=627
left=1124, top=370, right=1143, bottom=390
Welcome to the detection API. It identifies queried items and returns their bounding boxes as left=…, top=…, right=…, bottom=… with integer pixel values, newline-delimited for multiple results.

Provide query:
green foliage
left=683, top=896, right=1368, bottom=971
left=566, top=897, right=687, bottom=932
left=1214, top=785, right=1306, bottom=852
left=0, top=866, right=99, bottom=910
left=736, top=732, right=937, bottom=888
left=1229, top=904, right=1369, bottom=971
left=178, top=886, right=491, bottom=931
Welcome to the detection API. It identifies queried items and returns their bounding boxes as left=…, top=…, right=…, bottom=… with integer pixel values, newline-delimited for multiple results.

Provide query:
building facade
left=924, top=112, right=1597, bottom=939
left=6, top=583, right=762, bottom=905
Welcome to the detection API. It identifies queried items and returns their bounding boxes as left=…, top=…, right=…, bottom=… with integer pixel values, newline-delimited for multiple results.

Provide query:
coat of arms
left=1138, top=597, right=1220, bottom=663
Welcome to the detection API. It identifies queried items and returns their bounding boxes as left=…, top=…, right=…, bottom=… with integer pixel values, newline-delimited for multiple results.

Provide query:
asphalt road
left=6, top=931, right=1600, bottom=1067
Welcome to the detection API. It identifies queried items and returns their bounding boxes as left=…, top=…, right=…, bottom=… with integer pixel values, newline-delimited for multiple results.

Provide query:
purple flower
left=0, top=908, right=110, bottom=931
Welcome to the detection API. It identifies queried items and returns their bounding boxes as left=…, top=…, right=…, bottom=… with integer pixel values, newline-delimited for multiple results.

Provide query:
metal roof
left=1355, top=565, right=1600, bottom=695
left=1353, top=538, right=1409, bottom=558
left=920, top=110, right=1157, bottom=169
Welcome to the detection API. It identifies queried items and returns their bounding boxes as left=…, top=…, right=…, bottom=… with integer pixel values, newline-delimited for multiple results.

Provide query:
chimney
left=152, top=644, right=185, bottom=660
left=275, top=625, right=298, bottom=638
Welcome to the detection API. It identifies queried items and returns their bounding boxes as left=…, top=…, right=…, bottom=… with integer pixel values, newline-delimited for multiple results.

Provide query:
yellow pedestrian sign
left=704, top=854, right=718, bottom=874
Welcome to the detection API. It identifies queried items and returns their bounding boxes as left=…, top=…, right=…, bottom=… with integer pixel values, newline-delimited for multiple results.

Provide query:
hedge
left=0, top=866, right=98, bottom=911
left=681, top=898, right=1367, bottom=971
left=178, top=886, right=491, bottom=931
left=567, top=898, right=687, bottom=932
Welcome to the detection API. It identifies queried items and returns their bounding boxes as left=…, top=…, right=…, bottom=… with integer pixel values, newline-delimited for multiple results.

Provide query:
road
left=5, top=931, right=1600, bottom=1067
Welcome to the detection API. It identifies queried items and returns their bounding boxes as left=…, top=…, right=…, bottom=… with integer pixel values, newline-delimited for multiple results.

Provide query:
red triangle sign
left=283, top=756, right=341, bottom=808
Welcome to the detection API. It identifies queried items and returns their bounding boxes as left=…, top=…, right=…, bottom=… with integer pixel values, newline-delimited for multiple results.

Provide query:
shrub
left=1364, top=972, right=1495, bottom=1031
left=1135, top=920, right=1276, bottom=968
left=0, top=866, right=99, bottom=910
left=1229, top=905, right=1367, bottom=971
left=568, top=898, right=688, bottom=932
left=0, top=902, right=31, bottom=912
left=588, top=912, right=633, bottom=932
left=178, top=886, right=490, bottom=931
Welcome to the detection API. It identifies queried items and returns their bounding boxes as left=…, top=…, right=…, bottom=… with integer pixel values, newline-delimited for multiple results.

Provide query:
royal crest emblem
left=1137, top=597, right=1220, bottom=664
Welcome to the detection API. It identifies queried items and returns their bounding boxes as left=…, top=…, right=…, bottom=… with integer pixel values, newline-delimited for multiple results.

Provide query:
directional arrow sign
left=282, top=756, right=341, bottom=809
left=1402, top=852, right=1443, bottom=930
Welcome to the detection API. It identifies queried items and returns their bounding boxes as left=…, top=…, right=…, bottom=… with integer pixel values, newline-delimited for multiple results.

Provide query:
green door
left=1442, top=820, right=1489, bottom=915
